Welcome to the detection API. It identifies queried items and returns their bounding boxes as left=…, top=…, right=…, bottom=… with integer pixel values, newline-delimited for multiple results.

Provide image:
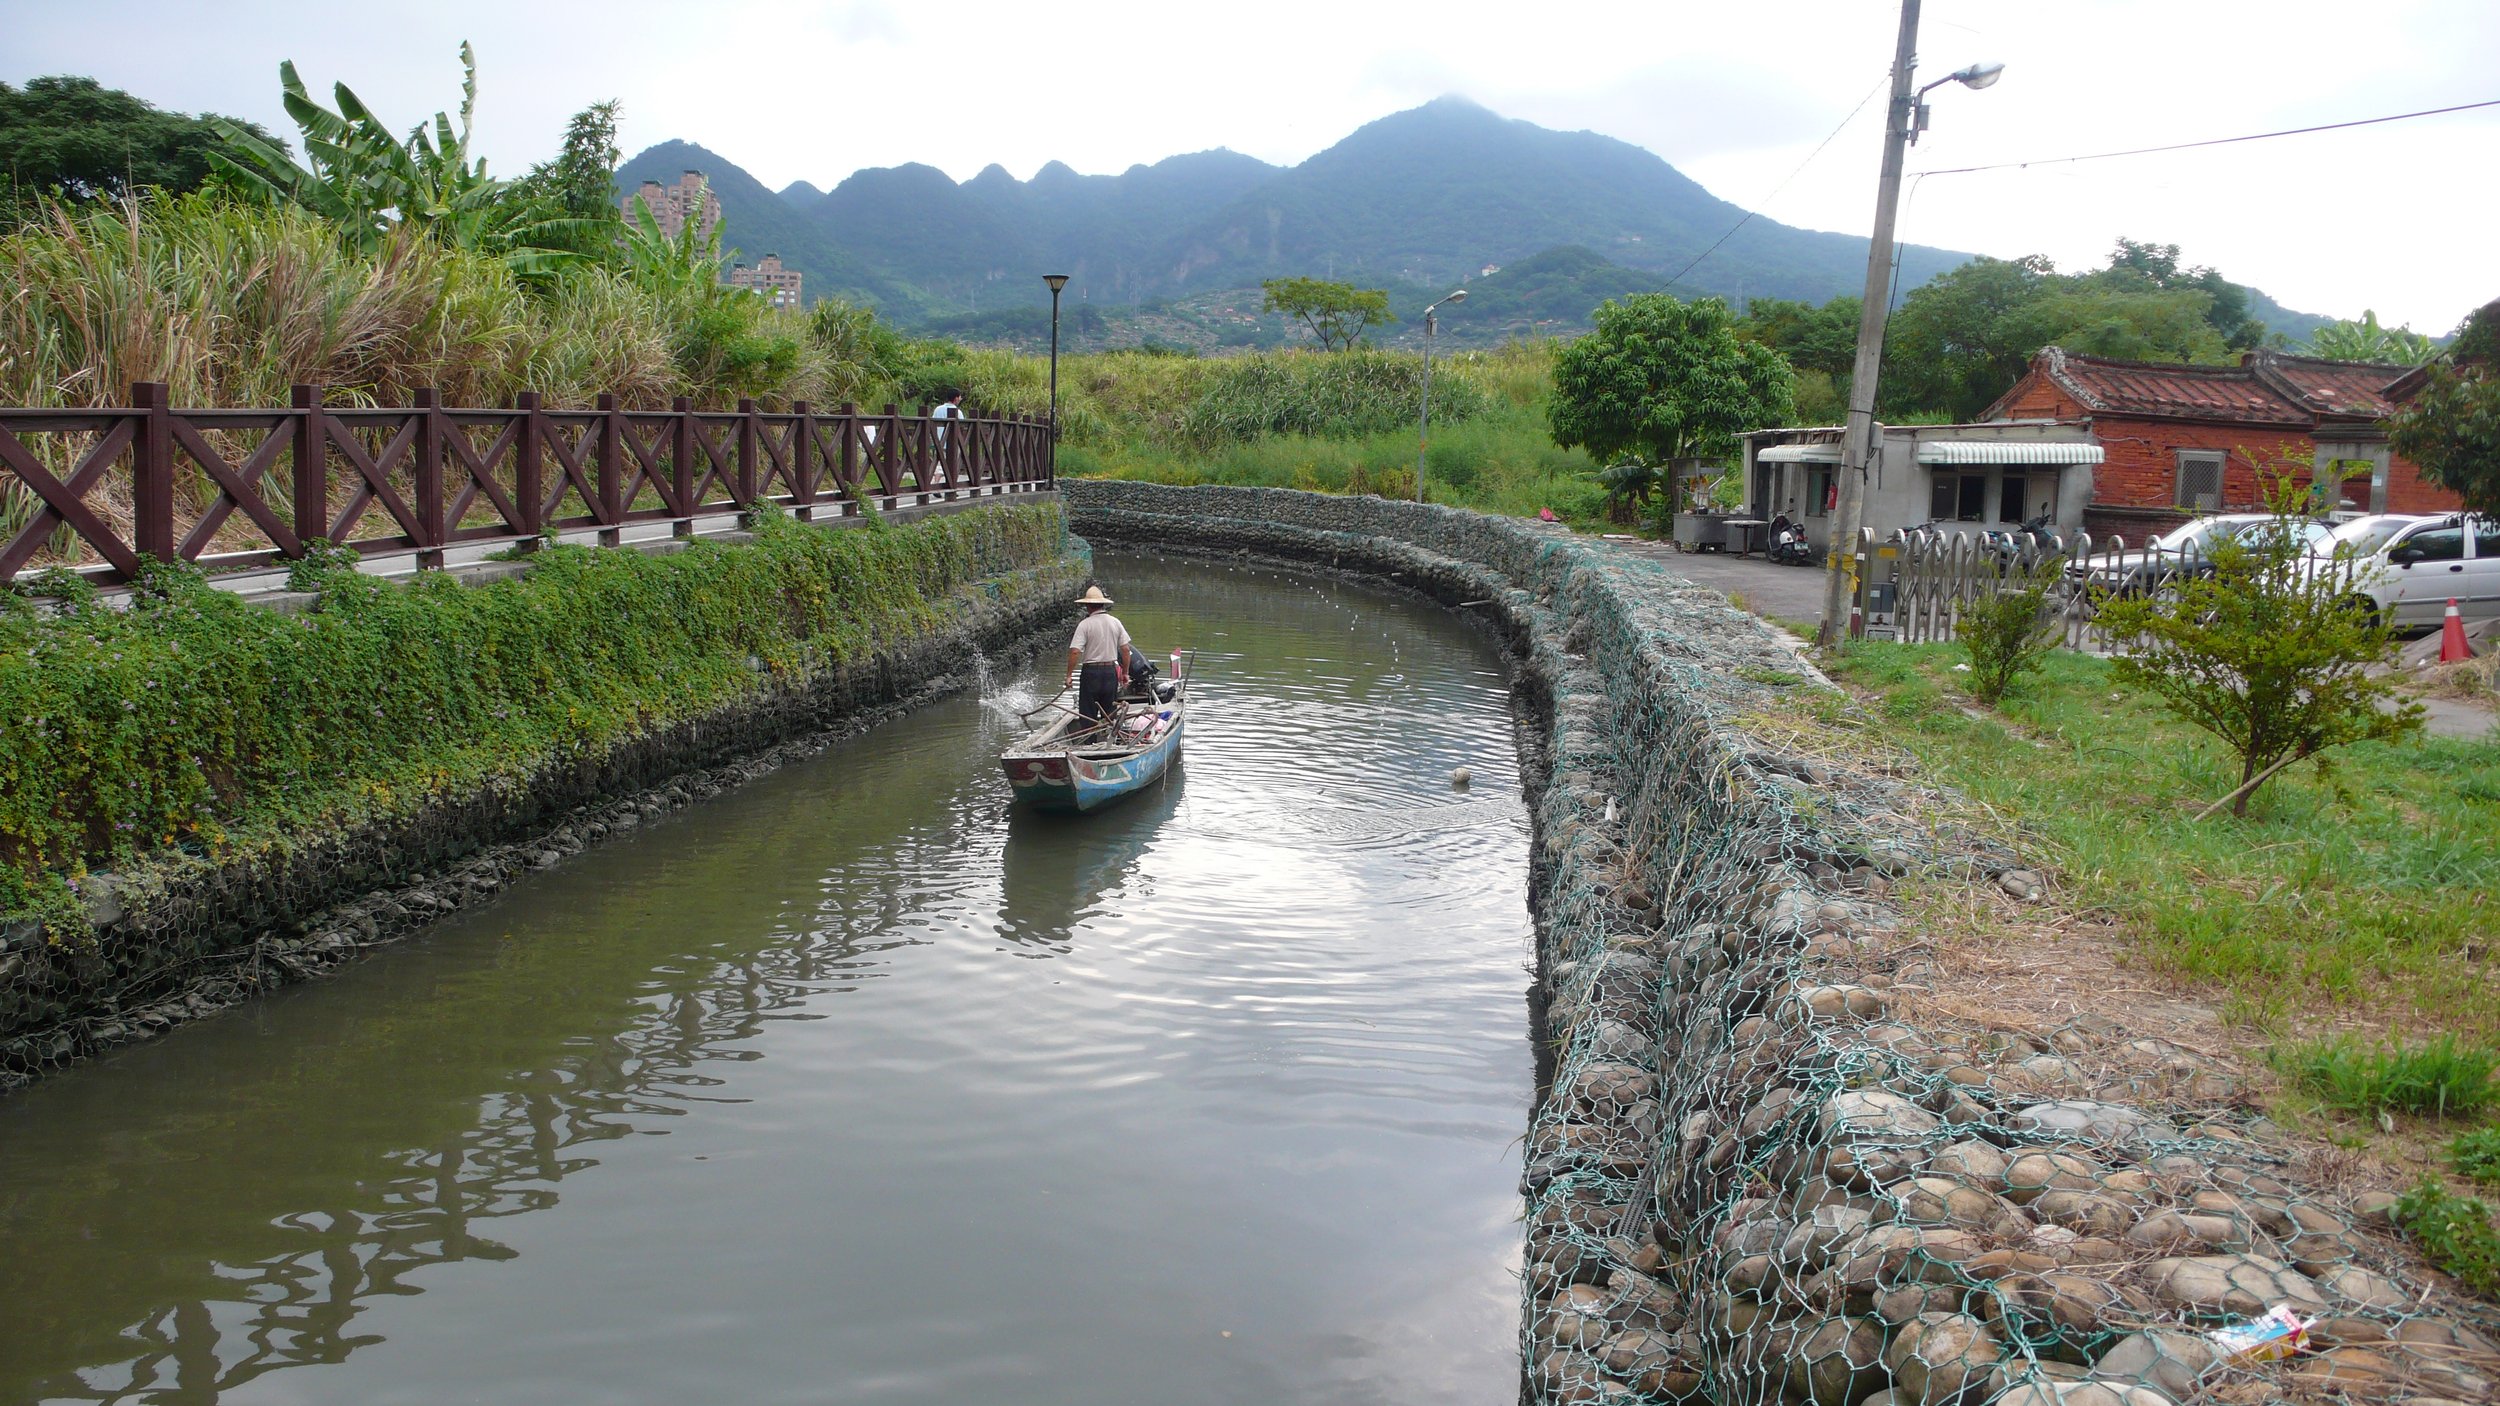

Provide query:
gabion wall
left=1065, top=481, right=2499, bottom=1406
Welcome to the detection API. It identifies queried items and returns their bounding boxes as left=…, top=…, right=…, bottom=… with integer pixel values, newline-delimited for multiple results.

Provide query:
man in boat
left=1065, top=584, right=1133, bottom=731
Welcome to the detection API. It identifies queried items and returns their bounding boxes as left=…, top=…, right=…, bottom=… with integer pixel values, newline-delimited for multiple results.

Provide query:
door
left=2467, top=518, right=2500, bottom=622
left=2387, top=523, right=2468, bottom=627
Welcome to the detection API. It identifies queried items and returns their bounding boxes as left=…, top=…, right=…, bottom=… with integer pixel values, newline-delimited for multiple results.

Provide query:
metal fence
left=0, top=384, right=1057, bottom=585
left=1855, top=528, right=2231, bottom=651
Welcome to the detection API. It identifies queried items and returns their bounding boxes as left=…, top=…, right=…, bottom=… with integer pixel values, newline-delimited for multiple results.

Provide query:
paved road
left=1591, top=535, right=1833, bottom=626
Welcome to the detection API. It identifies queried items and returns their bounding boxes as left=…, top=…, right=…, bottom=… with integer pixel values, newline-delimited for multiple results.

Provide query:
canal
left=0, top=552, right=1534, bottom=1406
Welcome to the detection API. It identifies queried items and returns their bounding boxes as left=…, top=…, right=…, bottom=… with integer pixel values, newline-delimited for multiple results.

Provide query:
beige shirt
left=1070, top=611, right=1131, bottom=665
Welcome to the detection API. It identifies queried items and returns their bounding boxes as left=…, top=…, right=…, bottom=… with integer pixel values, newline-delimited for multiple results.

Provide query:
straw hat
left=1075, top=585, right=1115, bottom=606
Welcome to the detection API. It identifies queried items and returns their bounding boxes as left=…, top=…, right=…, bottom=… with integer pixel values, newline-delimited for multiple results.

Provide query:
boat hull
left=1003, top=716, right=1184, bottom=812
left=1000, top=672, right=1188, bottom=814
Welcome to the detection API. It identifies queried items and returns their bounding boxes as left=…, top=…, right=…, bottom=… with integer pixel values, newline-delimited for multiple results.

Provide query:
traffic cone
left=2440, top=598, right=2472, bottom=663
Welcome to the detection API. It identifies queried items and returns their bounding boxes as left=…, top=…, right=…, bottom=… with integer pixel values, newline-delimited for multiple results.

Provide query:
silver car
left=2318, top=513, right=2500, bottom=629
left=2068, top=513, right=2334, bottom=597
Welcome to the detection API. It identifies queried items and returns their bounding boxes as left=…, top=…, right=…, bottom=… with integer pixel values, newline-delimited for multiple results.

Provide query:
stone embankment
left=1063, top=481, right=2498, bottom=1406
left=1, top=502, right=1088, bottom=1087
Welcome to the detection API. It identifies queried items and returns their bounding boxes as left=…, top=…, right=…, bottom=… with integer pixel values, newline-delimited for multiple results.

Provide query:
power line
left=1663, top=73, right=1891, bottom=296
left=1911, top=97, right=2500, bottom=178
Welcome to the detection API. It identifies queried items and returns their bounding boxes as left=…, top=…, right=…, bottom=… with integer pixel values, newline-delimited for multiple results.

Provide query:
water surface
left=0, top=552, right=1531, bottom=1406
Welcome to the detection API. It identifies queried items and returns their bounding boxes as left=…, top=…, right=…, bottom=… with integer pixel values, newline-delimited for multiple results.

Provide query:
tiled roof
left=2251, top=353, right=2405, bottom=419
left=2017, top=347, right=2411, bottom=425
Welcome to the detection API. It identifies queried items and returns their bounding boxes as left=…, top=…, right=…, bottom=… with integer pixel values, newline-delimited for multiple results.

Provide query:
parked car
left=2067, top=513, right=2334, bottom=597
left=2313, top=512, right=2500, bottom=630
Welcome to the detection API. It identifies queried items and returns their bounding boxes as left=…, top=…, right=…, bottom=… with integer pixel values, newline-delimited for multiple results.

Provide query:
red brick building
left=1982, top=347, right=2459, bottom=540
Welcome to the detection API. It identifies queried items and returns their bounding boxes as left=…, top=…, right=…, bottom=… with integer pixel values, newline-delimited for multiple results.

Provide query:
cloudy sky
left=10, top=0, right=2494, bottom=330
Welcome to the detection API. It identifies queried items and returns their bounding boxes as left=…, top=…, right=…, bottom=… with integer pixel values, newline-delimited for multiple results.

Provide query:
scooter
left=1767, top=515, right=1820, bottom=567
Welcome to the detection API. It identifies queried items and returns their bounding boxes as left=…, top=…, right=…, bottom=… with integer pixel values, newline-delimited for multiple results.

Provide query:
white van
left=2322, top=513, right=2500, bottom=629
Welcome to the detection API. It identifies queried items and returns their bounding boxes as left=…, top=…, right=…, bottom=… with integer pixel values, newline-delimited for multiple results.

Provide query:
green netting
left=1062, top=482, right=2500, bottom=1406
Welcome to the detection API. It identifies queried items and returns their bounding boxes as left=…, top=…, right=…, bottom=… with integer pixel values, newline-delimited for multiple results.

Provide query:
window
left=2473, top=520, right=2500, bottom=559
left=1928, top=471, right=1988, bottom=522
left=1805, top=467, right=1833, bottom=518
left=2000, top=473, right=2030, bottom=524
left=2175, top=451, right=2225, bottom=510
left=2397, top=526, right=2465, bottom=562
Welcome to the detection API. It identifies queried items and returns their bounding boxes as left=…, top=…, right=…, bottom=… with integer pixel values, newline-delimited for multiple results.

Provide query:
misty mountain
left=777, top=180, right=824, bottom=207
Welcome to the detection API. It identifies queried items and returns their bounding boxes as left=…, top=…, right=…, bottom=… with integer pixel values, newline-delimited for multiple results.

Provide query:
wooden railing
left=0, top=384, right=1056, bottom=584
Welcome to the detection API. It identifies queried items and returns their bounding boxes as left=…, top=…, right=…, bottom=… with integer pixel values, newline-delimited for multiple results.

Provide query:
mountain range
left=615, top=96, right=2332, bottom=349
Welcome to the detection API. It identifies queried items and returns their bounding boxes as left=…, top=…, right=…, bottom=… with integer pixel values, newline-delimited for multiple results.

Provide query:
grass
left=2274, top=1035, right=2500, bottom=1119
left=1821, top=643, right=2500, bottom=1043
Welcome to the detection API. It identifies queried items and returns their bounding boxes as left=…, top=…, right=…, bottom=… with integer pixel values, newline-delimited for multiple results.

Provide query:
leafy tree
left=0, top=76, right=282, bottom=206
left=2093, top=469, right=2419, bottom=817
left=1881, top=252, right=2236, bottom=421
left=1958, top=558, right=2061, bottom=706
left=1260, top=277, right=1396, bottom=351
left=1550, top=293, right=1793, bottom=510
left=2092, top=237, right=2264, bottom=350
left=1737, top=295, right=1859, bottom=377
left=2306, top=309, right=2437, bottom=366
left=515, top=100, right=622, bottom=222
left=2388, top=298, right=2500, bottom=517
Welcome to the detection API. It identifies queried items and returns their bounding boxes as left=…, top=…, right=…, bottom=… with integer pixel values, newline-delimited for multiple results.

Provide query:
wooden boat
left=1001, top=653, right=1190, bottom=813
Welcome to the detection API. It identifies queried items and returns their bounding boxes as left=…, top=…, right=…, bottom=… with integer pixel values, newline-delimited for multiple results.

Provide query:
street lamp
left=1043, top=274, right=1070, bottom=481
left=1416, top=287, right=1467, bottom=502
left=1816, top=0, right=2002, bottom=645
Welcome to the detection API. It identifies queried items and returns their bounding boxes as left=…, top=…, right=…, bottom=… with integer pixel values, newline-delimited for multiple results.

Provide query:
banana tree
left=211, top=43, right=585, bottom=276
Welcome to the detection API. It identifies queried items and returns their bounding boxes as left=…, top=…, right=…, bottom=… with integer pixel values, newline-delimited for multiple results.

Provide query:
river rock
left=1990, top=1271, right=2160, bottom=1349
left=1991, top=1380, right=2172, bottom=1406
left=2030, top=1190, right=2139, bottom=1239
left=1886, top=1176, right=2031, bottom=1238
left=1821, top=1089, right=1942, bottom=1139
left=1780, top=1205, right=1874, bottom=1272
left=1928, top=1139, right=2011, bottom=1184
left=2123, top=1208, right=2255, bottom=1254
left=2004, top=1151, right=2106, bottom=1204
left=1785, top=1316, right=1887, bottom=1406
left=1571, top=1061, right=1657, bottom=1110
left=1584, top=1018, right=1656, bottom=1063
left=1883, top=1311, right=2005, bottom=1406
left=2010, top=1100, right=2182, bottom=1148
left=2318, top=1264, right=2412, bottom=1313
left=2139, top=1253, right=2328, bottom=1318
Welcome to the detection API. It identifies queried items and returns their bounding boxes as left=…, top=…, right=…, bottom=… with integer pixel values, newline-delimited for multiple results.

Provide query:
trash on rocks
left=2205, top=1302, right=2311, bottom=1366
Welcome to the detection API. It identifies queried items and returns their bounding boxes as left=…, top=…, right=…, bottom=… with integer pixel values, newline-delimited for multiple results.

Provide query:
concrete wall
left=1064, top=481, right=2493, bottom=1406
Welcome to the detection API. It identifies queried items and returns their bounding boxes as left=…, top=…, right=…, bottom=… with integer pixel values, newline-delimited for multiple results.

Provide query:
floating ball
left=1450, top=766, right=1473, bottom=789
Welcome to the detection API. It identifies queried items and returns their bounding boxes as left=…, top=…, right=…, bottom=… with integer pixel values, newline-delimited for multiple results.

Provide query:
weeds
left=2275, top=1036, right=2500, bottom=1119
left=2393, top=1178, right=2500, bottom=1296
left=2454, top=1127, right=2500, bottom=1188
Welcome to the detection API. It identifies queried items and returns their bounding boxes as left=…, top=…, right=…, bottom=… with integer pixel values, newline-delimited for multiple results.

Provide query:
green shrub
left=2453, top=1127, right=2500, bottom=1188
left=2276, top=1035, right=2500, bottom=1118
left=0, top=505, right=1066, bottom=925
left=2393, top=1178, right=2500, bottom=1296
left=1180, top=347, right=1488, bottom=446
left=1960, top=559, right=2061, bottom=706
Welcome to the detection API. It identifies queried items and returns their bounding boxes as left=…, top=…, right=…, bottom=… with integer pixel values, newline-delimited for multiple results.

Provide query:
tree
left=0, top=76, right=282, bottom=205
left=2093, top=470, right=2419, bottom=817
left=1737, top=295, right=1860, bottom=377
left=1549, top=293, right=1794, bottom=508
left=1260, top=277, right=1395, bottom=351
left=2388, top=298, right=2500, bottom=517
left=209, top=43, right=581, bottom=276
left=2306, top=310, right=2438, bottom=366
left=2093, top=237, right=2265, bottom=350
left=515, top=101, right=622, bottom=222
left=1881, top=253, right=2233, bottom=420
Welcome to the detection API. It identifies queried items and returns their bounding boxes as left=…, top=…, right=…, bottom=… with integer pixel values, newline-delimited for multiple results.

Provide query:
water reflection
left=0, top=553, right=1531, bottom=1406
left=995, top=766, right=1186, bottom=957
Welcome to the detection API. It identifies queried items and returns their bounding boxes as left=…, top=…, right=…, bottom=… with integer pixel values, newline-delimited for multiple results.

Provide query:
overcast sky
left=9, top=0, right=2494, bottom=330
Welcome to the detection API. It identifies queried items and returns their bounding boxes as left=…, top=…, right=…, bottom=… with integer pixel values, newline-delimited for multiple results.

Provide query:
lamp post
left=1043, top=274, right=1070, bottom=481
left=1416, top=287, right=1467, bottom=501
left=1816, top=0, right=2002, bottom=646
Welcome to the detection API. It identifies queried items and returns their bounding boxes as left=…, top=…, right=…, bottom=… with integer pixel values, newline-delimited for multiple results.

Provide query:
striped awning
left=1915, top=441, right=2104, bottom=465
left=1756, top=444, right=1843, bottom=463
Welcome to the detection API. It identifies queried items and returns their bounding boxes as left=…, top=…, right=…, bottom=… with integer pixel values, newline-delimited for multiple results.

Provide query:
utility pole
left=1818, top=0, right=1923, bottom=647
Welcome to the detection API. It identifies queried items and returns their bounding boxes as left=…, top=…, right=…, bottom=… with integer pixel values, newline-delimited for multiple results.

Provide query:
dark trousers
left=1078, top=662, right=1122, bottom=725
